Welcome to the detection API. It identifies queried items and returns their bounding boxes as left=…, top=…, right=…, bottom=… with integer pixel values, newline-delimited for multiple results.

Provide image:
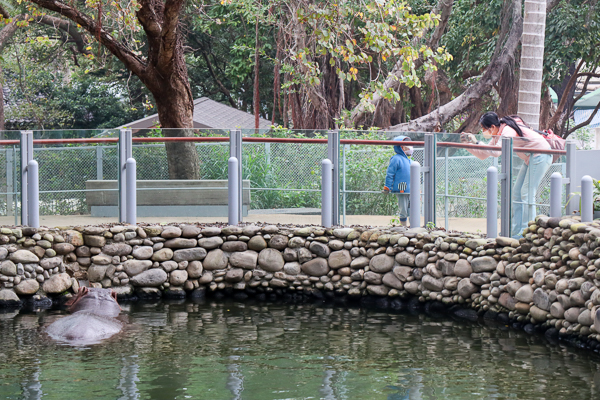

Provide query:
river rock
left=370, top=255, right=395, bottom=273
left=515, top=284, right=534, bottom=303
left=53, top=243, right=75, bottom=255
left=364, top=271, right=383, bottom=285
left=248, top=236, right=267, bottom=251
left=186, top=261, right=203, bottom=279
left=298, top=248, right=312, bottom=264
left=0, top=260, right=17, bottom=276
left=458, top=279, right=477, bottom=298
left=382, top=272, right=403, bottom=290
left=288, top=237, right=305, bottom=248
left=595, top=309, right=600, bottom=334
left=102, top=243, right=132, bottom=256
left=471, top=256, right=497, bottom=273
left=351, top=256, right=370, bottom=268
left=181, top=225, right=201, bottom=238
left=10, top=250, right=39, bottom=264
left=0, top=289, right=19, bottom=303
left=564, top=307, right=581, bottom=323
left=164, top=238, right=198, bottom=248
left=42, top=273, right=72, bottom=293
left=91, top=254, right=112, bottom=265
left=268, top=235, right=289, bottom=250
left=123, top=260, right=152, bottom=276
left=0, top=247, right=7, bottom=260
left=152, top=248, right=174, bottom=262
left=284, top=262, right=301, bottom=275
left=130, top=269, right=168, bottom=287
left=328, top=250, right=351, bottom=269
left=530, top=305, right=548, bottom=322
left=533, top=288, right=551, bottom=311
left=203, top=249, right=228, bottom=270
left=309, top=242, right=330, bottom=258
left=84, top=235, right=105, bottom=247
left=14, top=279, right=39, bottom=295
left=422, top=275, right=444, bottom=292
left=392, top=266, right=412, bottom=282
left=170, top=270, right=188, bottom=286
left=469, top=272, right=491, bottom=286
left=258, top=248, right=284, bottom=272
left=221, top=241, right=248, bottom=253
left=333, top=228, right=354, bottom=239
left=454, top=260, right=472, bottom=277
left=198, top=237, right=224, bottom=249
left=229, top=251, right=258, bottom=269
left=88, top=265, right=108, bottom=282
left=173, top=248, right=207, bottom=262
left=395, top=251, right=415, bottom=266
left=498, top=293, right=517, bottom=310
left=578, top=309, right=593, bottom=326
left=161, top=226, right=182, bottom=238
left=366, top=285, right=389, bottom=296
left=301, top=258, right=329, bottom=276
left=515, top=265, right=530, bottom=283
left=132, top=246, right=154, bottom=259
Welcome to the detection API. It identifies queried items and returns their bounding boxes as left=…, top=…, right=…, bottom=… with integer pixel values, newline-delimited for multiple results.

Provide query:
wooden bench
left=85, top=180, right=250, bottom=217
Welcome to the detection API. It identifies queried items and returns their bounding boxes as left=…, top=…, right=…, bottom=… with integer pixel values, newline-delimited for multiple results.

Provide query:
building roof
left=117, top=97, right=272, bottom=131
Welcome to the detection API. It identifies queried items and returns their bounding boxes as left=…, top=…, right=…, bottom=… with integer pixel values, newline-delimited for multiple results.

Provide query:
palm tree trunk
left=517, top=0, right=547, bottom=130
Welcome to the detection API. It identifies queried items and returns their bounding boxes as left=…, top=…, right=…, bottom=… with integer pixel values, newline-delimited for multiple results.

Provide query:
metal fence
left=0, top=142, right=565, bottom=227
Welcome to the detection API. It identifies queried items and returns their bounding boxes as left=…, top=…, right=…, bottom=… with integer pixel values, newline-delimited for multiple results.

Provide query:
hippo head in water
left=46, top=287, right=123, bottom=345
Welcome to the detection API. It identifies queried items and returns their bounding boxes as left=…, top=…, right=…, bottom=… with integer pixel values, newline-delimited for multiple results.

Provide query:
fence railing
left=1, top=129, right=581, bottom=236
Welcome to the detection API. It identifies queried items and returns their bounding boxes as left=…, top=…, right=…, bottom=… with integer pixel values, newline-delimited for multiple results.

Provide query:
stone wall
left=1, top=216, right=600, bottom=346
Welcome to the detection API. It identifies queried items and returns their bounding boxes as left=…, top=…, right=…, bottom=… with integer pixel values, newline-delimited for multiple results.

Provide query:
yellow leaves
left=86, top=46, right=92, bottom=50
left=382, top=55, right=386, bottom=61
left=390, top=25, right=397, bottom=31
left=349, top=67, right=358, bottom=75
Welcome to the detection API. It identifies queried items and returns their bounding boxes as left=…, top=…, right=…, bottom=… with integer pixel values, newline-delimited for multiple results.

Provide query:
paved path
left=0, top=213, right=495, bottom=234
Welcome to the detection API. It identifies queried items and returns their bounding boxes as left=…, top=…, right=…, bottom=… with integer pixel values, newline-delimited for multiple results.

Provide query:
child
left=383, top=136, right=413, bottom=227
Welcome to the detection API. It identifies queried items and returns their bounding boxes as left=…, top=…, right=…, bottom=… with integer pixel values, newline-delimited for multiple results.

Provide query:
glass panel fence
left=132, top=128, right=230, bottom=225
left=30, top=129, right=120, bottom=226
left=510, top=136, right=567, bottom=238
left=241, top=128, right=328, bottom=226
left=435, top=132, right=499, bottom=235
left=0, top=131, right=22, bottom=226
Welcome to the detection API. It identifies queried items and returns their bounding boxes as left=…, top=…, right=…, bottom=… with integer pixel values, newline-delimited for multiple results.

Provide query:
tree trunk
left=517, top=0, right=547, bottom=130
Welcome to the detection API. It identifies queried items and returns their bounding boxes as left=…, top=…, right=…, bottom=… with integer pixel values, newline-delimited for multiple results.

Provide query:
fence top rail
left=0, top=136, right=567, bottom=155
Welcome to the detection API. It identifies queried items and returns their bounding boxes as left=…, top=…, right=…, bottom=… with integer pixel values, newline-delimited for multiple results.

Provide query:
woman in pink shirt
left=461, top=112, right=552, bottom=238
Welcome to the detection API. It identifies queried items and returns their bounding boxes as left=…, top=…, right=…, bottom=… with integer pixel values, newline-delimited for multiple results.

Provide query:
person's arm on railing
left=461, top=133, right=501, bottom=160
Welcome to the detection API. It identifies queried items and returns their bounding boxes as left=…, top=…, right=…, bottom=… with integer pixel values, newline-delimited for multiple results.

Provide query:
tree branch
left=566, top=100, right=600, bottom=136
left=389, top=0, right=523, bottom=132
left=29, top=0, right=146, bottom=77
left=38, top=14, right=91, bottom=55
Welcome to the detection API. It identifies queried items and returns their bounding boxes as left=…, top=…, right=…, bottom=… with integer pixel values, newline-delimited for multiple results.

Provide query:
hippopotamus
left=46, top=287, right=123, bottom=345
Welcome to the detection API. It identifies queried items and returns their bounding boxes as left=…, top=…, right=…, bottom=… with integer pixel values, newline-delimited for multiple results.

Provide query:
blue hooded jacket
left=384, top=135, right=411, bottom=193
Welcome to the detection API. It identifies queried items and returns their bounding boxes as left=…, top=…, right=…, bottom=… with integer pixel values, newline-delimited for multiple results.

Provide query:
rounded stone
left=258, top=248, right=285, bottom=272
left=301, top=258, right=329, bottom=277
left=422, top=275, right=444, bottom=292
left=161, top=226, right=182, bottom=238
left=123, top=260, right=152, bottom=276
left=515, top=284, right=534, bottom=303
left=248, top=236, right=267, bottom=251
left=533, top=288, right=551, bottom=311
left=328, top=250, right=351, bottom=269
left=181, top=225, right=201, bottom=238
left=351, top=256, right=370, bottom=268
left=268, top=235, right=289, bottom=250
left=328, top=240, right=344, bottom=251
left=9, top=250, right=39, bottom=264
left=132, top=246, right=154, bottom=260
left=170, top=270, right=188, bottom=286
left=287, top=237, right=305, bottom=248
left=309, top=241, right=330, bottom=258
left=457, top=279, right=477, bottom=298
left=14, top=279, right=39, bottom=295
left=225, top=268, right=244, bottom=283
left=221, top=241, right=248, bottom=253
left=88, top=265, right=108, bottom=282
left=382, top=272, right=403, bottom=290
left=530, top=305, right=548, bottom=322
left=0, top=260, right=17, bottom=276
left=164, top=238, right=198, bottom=249
left=229, top=250, right=258, bottom=270
left=130, top=269, right=168, bottom=287
left=173, top=248, right=207, bottom=262
left=283, top=262, right=301, bottom=275
left=395, top=251, right=415, bottom=266
left=370, top=254, right=395, bottom=273
left=203, top=249, right=229, bottom=270
left=471, top=256, right=497, bottom=273
left=187, top=261, right=203, bottom=279
left=198, top=237, right=224, bottom=250
left=84, top=235, right=106, bottom=247
left=53, top=243, right=75, bottom=255
left=42, top=272, right=72, bottom=294
left=102, top=243, right=132, bottom=256
left=152, top=248, right=174, bottom=262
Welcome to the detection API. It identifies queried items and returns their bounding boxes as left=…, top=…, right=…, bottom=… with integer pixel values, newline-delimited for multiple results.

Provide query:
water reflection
left=0, top=300, right=599, bottom=400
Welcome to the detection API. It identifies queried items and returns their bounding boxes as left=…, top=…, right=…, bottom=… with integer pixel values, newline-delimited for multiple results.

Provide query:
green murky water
left=0, top=299, right=599, bottom=400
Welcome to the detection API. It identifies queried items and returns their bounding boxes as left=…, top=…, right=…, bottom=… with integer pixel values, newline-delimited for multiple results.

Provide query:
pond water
left=1, top=299, right=599, bottom=400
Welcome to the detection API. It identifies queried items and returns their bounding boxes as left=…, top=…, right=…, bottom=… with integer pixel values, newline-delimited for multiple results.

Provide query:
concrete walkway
left=0, top=213, right=495, bottom=234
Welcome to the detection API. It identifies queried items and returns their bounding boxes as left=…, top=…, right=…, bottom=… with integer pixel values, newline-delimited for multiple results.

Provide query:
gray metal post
left=486, top=166, right=498, bottom=238
left=96, top=146, right=104, bottom=180
left=550, top=172, right=562, bottom=218
left=20, top=131, right=33, bottom=226
left=410, top=161, right=421, bottom=228
left=228, top=157, right=240, bottom=225
left=119, top=129, right=132, bottom=222
left=565, top=140, right=577, bottom=215
left=126, top=158, right=136, bottom=225
left=321, top=159, right=333, bottom=228
left=230, top=129, right=243, bottom=222
left=500, top=136, right=513, bottom=237
left=6, top=148, right=13, bottom=216
left=581, top=175, right=593, bottom=223
left=327, top=130, right=340, bottom=225
left=27, top=160, right=39, bottom=228
left=423, top=133, right=436, bottom=226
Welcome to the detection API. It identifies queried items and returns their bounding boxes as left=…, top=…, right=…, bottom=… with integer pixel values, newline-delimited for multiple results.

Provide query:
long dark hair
left=479, top=111, right=524, bottom=137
